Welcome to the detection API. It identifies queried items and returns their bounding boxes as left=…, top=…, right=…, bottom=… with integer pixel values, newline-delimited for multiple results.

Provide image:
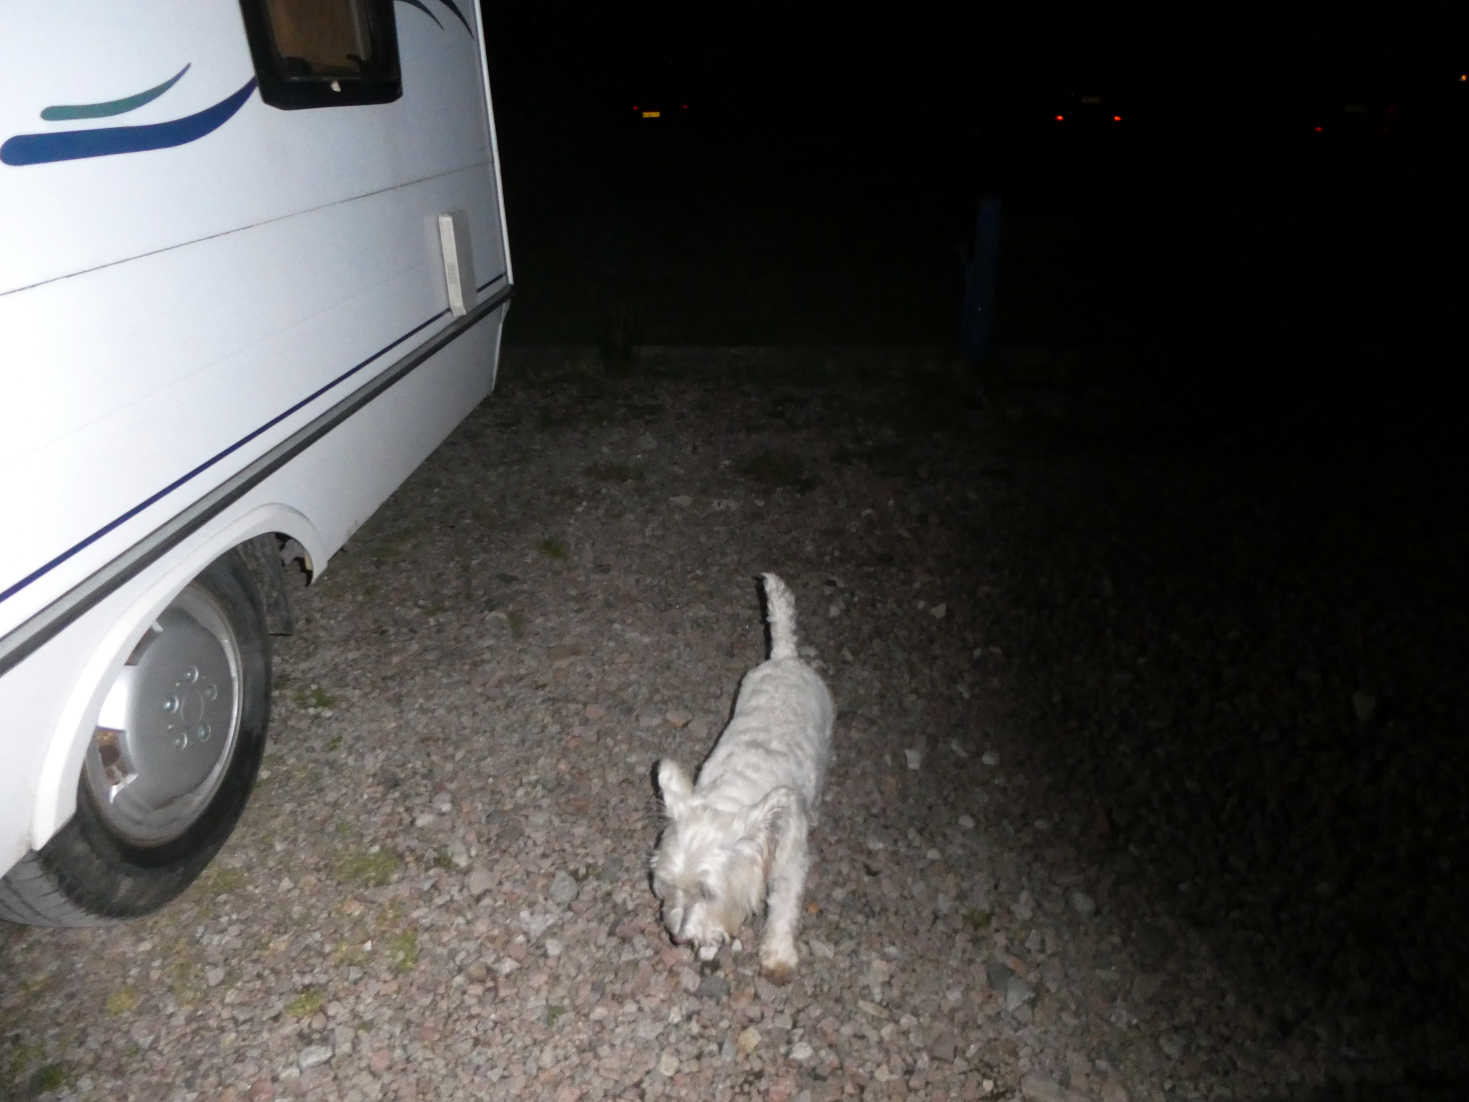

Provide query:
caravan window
left=240, top=0, right=401, bottom=109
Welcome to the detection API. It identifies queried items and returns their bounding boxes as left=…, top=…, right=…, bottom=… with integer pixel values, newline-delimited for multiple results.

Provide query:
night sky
left=483, top=0, right=1465, bottom=399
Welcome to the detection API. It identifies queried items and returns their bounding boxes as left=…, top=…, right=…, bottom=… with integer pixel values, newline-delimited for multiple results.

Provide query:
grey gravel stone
left=0, top=351, right=1438, bottom=1102
left=549, top=869, right=579, bottom=905
left=299, top=1045, right=333, bottom=1071
left=1020, top=1072, right=1092, bottom=1102
left=466, top=865, right=495, bottom=897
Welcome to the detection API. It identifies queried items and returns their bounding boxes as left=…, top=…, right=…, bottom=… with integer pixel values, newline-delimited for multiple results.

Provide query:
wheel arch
left=27, top=504, right=326, bottom=851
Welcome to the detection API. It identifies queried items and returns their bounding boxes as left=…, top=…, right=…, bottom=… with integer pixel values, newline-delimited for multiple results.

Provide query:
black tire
left=0, top=548, right=271, bottom=926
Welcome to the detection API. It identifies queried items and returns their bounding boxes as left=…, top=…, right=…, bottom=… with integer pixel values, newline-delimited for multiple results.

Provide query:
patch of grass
left=287, top=988, right=326, bottom=1019
left=963, top=907, right=992, bottom=933
left=33, top=1062, right=69, bottom=1092
left=167, top=955, right=204, bottom=1007
left=433, top=849, right=456, bottom=870
left=538, top=537, right=568, bottom=560
left=293, top=684, right=335, bottom=710
left=545, top=1005, right=566, bottom=1027
left=583, top=461, right=645, bottom=483
left=386, top=929, right=420, bottom=973
left=7, top=1043, right=43, bottom=1083
left=326, top=734, right=343, bottom=751
left=735, top=450, right=817, bottom=492
left=105, top=987, right=140, bottom=1016
left=333, top=940, right=373, bottom=968
left=196, top=864, right=246, bottom=896
left=333, top=848, right=401, bottom=888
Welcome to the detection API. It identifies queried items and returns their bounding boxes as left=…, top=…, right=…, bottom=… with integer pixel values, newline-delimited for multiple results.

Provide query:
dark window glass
left=240, top=0, right=401, bottom=110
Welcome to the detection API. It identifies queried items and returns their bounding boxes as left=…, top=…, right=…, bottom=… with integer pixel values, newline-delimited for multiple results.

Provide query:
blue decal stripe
left=2, top=78, right=255, bottom=167
left=0, top=307, right=446, bottom=609
left=434, top=0, right=474, bottom=35
left=396, top=0, right=444, bottom=29
left=41, top=64, right=192, bottom=121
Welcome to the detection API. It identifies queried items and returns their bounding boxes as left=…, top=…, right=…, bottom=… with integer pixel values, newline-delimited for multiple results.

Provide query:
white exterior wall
left=0, top=0, right=512, bottom=873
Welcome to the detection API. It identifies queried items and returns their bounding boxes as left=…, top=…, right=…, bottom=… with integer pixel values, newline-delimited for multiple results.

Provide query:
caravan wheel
left=0, top=549, right=271, bottom=926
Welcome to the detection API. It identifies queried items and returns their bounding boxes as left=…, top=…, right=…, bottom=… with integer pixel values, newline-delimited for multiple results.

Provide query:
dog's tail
left=761, top=572, right=800, bottom=660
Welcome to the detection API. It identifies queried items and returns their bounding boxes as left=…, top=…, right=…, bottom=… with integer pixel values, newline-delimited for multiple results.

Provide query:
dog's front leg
left=759, top=790, right=811, bottom=984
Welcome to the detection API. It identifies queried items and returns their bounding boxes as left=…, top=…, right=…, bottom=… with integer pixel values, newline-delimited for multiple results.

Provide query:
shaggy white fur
left=651, top=573, right=834, bottom=982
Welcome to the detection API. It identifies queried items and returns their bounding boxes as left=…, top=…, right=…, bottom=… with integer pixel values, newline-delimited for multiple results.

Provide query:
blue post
left=960, top=196, right=1003, bottom=372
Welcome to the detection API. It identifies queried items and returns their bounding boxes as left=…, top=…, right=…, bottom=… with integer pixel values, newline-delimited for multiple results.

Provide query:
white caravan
left=0, top=0, right=512, bottom=924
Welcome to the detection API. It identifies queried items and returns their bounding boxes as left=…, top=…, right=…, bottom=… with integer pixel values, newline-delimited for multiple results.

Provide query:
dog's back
left=694, top=574, right=833, bottom=811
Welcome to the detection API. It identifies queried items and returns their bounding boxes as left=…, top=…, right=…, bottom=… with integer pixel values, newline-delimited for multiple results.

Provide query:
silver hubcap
left=84, top=584, right=243, bottom=846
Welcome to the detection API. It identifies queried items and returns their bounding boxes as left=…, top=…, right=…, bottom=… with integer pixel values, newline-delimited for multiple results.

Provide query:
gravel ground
left=3, top=347, right=1465, bottom=1101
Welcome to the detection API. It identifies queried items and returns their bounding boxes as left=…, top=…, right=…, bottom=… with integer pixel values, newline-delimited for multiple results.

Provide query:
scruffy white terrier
left=651, top=573, right=834, bottom=983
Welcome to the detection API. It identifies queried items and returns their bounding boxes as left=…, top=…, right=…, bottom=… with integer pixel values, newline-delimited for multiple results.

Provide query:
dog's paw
left=759, top=946, right=798, bottom=985
left=760, top=959, right=796, bottom=985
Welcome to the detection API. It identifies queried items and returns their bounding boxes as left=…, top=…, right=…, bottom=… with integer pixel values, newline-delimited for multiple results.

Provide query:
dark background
left=482, top=0, right=1465, bottom=438
left=472, top=3, right=1469, bottom=1089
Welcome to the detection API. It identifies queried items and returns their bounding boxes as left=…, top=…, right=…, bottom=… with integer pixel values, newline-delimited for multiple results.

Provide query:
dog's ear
left=655, top=759, right=693, bottom=819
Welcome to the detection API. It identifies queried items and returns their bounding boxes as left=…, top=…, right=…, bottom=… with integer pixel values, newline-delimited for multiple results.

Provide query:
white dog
left=651, top=573, right=834, bottom=983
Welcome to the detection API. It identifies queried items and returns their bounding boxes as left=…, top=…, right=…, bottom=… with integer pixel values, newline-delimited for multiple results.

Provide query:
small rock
left=549, top=870, right=579, bottom=905
left=981, top=750, right=999, bottom=766
left=584, top=703, right=606, bottom=720
left=665, top=710, right=692, bottom=728
left=958, top=814, right=975, bottom=830
left=448, top=840, right=470, bottom=868
left=930, top=603, right=947, bottom=619
left=467, top=866, right=494, bottom=898
left=737, top=1026, right=762, bottom=1055
left=1020, top=1072, right=1090, bottom=1102
left=637, top=711, right=663, bottom=730
left=678, top=968, right=701, bottom=994
left=658, top=1051, right=680, bottom=1076
left=790, top=1041, right=814, bottom=1062
left=1005, top=975, right=1035, bottom=1012
left=929, top=1029, right=958, bottom=1062
left=298, top=1045, right=332, bottom=1071
left=206, top=966, right=225, bottom=988
left=985, top=959, right=1014, bottom=990
left=904, top=746, right=923, bottom=770
left=669, top=495, right=693, bottom=508
left=545, top=937, right=563, bottom=958
left=697, top=974, right=730, bottom=1000
left=414, top=812, right=437, bottom=829
left=828, top=599, right=844, bottom=618
left=1069, top=890, right=1097, bottom=917
left=368, top=1049, right=392, bottom=1076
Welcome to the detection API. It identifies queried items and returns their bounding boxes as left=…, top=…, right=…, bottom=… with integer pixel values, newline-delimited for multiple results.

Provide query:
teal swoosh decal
left=2, top=78, right=256, bottom=166
left=40, top=64, right=191, bottom=121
